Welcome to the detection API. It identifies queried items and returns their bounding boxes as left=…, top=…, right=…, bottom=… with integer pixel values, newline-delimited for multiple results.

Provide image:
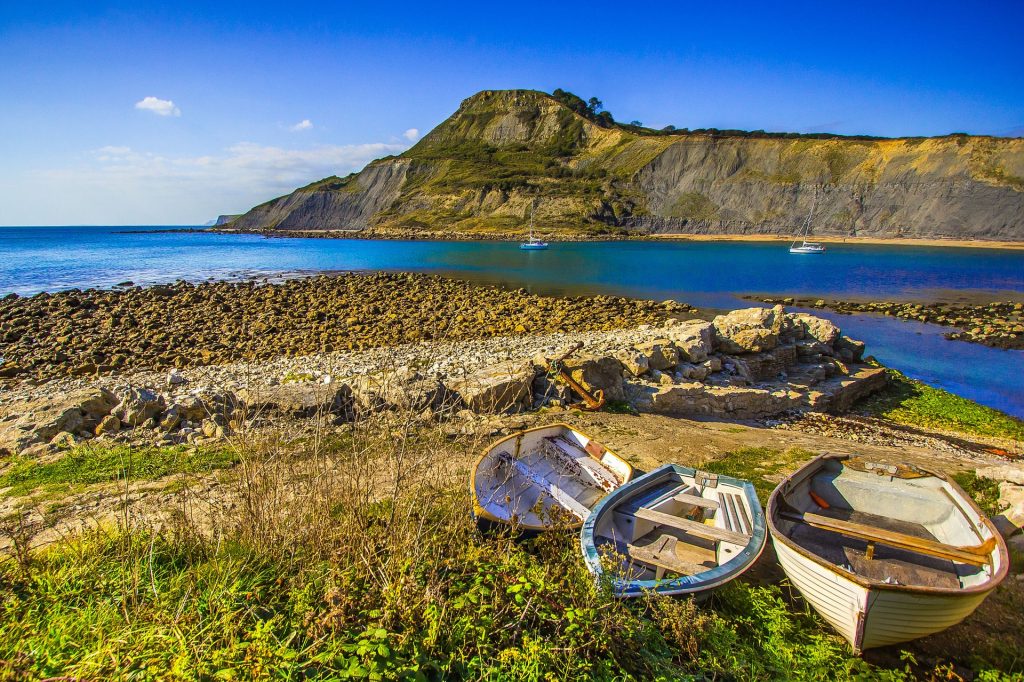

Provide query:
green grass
left=951, top=470, right=1004, bottom=517
left=0, top=443, right=239, bottom=497
left=0, top=437, right=1019, bottom=680
left=856, top=369, right=1024, bottom=442
left=701, top=446, right=816, bottom=503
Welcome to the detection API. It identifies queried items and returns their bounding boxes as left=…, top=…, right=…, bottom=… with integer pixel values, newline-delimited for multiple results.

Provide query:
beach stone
left=614, top=349, right=650, bottom=377
left=239, top=383, right=354, bottom=418
left=975, top=465, right=1024, bottom=486
left=95, top=414, right=120, bottom=436
left=159, top=404, right=183, bottom=431
left=561, top=355, right=626, bottom=402
left=666, top=320, right=714, bottom=363
left=113, top=388, right=165, bottom=427
left=634, top=340, right=679, bottom=371
left=791, top=314, right=841, bottom=346
left=712, top=306, right=785, bottom=354
left=453, top=363, right=535, bottom=413
left=999, top=482, right=1024, bottom=512
left=167, top=370, right=187, bottom=386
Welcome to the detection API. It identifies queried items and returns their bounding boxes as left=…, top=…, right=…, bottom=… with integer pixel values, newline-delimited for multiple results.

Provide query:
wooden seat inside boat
left=627, top=532, right=717, bottom=580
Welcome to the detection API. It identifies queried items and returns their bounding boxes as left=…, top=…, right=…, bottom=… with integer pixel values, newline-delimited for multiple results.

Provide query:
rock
left=992, top=503, right=1024, bottom=538
left=712, top=306, right=785, bottom=354
left=95, top=414, right=120, bottom=436
left=159, top=404, right=183, bottom=431
left=678, top=363, right=709, bottom=381
left=351, top=371, right=455, bottom=414
left=666, top=320, right=714, bottom=363
left=561, top=355, right=626, bottom=402
left=614, top=349, right=650, bottom=377
left=791, top=314, right=841, bottom=346
left=634, top=340, right=679, bottom=371
left=239, top=383, right=354, bottom=419
left=649, top=382, right=802, bottom=418
left=999, top=482, right=1024, bottom=512
left=50, top=431, right=80, bottom=449
left=113, top=387, right=166, bottom=427
left=167, top=370, right=187, bottom=386
left=834, top=336, right=866, bottom=362
left=69, top=387, right=118, bottom=421
left=975, top=465, right=1024, bottom=486
left=453, top=363, right=535, bottom=413
left=813, top=366, right=888, bottom=413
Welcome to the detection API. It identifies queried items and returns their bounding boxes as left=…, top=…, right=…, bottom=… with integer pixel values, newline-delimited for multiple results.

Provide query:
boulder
left=239, top=383, right=354, bottom=419
left=999, top=482, right=1024, bottom=512
left=561, top=355, right=626, bottom=402
left=791, top=313, right=841, bottom=346
left=649, top=382, right=802, bottom=418
left=634, top=340, right=680, bottom=371
left=454, top=363, right=535, bottom=413
left=975, top=465, right=1024, bottom=487
left=95, top=414, right=120, bottom=436
left=351, top=371, right=456, bottom=414
left=614, top=349, right=650, bottom=377
left=712, top=306, right=786, bottom=354
left=69, top=387, right=118, bottom=421
left=666, top=320, right=714, bottom=363
left=113, top=387, right=166, bottom=427
left=834, top=336, right=866, bottom=362
left=158, top=404, right=183, bottom=431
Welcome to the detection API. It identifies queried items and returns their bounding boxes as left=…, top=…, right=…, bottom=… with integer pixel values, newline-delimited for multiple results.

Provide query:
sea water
left=2, top=226, right=1022, bottom=417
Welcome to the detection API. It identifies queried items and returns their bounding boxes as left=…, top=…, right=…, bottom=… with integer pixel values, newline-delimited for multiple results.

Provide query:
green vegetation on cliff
left=226, top=88, right=1024, bottom=240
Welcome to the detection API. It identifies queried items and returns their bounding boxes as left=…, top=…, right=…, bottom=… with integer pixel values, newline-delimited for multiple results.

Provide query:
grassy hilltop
left=227, top=89, right=1024, bottom=240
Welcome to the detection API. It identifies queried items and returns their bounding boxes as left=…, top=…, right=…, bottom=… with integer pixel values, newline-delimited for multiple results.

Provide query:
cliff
left=227, top=89, right=1024, bottom=240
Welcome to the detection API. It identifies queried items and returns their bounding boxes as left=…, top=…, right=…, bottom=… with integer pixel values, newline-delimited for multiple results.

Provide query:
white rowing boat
left=580, top=463, right=766, bottom=597
left=470, top=423, right=632, bottom=531
left=768, top=454, right=1008, bottom=652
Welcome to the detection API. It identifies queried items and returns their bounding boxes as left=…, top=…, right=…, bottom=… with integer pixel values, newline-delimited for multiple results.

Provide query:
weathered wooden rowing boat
left=470, top=423, right=633, bottom=531
left=580, top=463, right=766, bottom=597
left=768, top=454, right=1008, bottom=652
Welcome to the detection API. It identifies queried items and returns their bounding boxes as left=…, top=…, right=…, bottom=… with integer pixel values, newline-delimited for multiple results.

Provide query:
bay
left=2, top=226, right=1022, bottom=417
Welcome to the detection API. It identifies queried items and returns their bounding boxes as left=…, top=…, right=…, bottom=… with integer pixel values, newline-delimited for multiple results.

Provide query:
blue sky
left=1, top=1, right=1022, bottom=225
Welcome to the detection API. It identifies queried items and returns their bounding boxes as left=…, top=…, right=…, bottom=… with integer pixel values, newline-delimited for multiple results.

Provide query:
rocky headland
left=754, top=295, right=1024, bottom=349
left=223, top=89, right=1024, bottom=242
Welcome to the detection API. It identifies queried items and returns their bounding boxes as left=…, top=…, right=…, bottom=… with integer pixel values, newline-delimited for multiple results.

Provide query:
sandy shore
left=650, top=233, right=1024, bottom=250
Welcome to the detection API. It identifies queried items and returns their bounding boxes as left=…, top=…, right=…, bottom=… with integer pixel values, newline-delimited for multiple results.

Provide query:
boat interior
left=476, top=427, right=629, bottom=527
left=774, top=459, right=1000, bottom=589
left=594, top=473, right=755, bottom=581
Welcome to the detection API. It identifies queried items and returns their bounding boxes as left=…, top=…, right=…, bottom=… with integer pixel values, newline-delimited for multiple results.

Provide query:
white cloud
left=135, top=96, right=181, bottom=117
left=403, top=128, right=419, bottom=141
left=290, top=119, right=314, bottom=132
left=24, top=139, right=412, bottom=224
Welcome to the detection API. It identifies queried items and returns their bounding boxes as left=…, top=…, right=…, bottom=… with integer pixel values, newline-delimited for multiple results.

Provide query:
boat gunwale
left=579, top=462, right=767, bottom=597
left=469, top=422, right=634, bottom=532
left=766, top=453, right=1010, bottom=595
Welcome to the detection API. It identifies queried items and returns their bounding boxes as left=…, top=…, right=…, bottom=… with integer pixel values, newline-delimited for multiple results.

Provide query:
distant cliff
left=227, top=89, right=1024, bottom=240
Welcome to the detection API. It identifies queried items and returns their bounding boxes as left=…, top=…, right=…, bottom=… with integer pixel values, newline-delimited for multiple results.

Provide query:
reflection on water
left=2, top=227, right=1022, bottom=417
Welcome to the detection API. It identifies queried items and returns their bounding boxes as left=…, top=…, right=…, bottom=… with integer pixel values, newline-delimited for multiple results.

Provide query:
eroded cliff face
left=226, top=90, right=1024, bottom=240
left=633, top=136, right=1024, bottom=239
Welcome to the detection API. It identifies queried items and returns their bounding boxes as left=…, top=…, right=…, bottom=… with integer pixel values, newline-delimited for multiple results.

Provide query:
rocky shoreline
left=752, top=296, right=1024, bottom=349
left=1, top=300, right=889, bottom=458
left=0, top=273, right=685, bottom=383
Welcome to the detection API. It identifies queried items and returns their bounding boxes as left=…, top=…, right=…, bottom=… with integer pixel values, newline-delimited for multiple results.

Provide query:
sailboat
left=519, top=203, right=549, bottom=250
left=790, top=193, right=826, bottom=254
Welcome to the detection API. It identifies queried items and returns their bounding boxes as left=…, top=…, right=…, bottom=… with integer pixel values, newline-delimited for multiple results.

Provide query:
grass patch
left=856, top=369, right=1024, bottom=442
left=701, top=446, right=815, bottom=503
left=0, top=426, right=1017, bottom=679
left=952, top=471, right=1004, bottom=517
left=0, top=444, right=239, bottom=497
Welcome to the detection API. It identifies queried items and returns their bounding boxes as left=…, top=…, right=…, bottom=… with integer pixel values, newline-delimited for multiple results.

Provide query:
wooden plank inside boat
left=780, top=510, right=995, bottom=566
left=628, top=532, right=717, bottom=580
left=635, top=507, right=750, bottom=545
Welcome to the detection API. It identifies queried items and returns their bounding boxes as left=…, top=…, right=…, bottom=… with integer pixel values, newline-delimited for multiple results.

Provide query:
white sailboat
left=790, top=193, right=826, bottom=254
left=520, top=203, right=549, bottom=250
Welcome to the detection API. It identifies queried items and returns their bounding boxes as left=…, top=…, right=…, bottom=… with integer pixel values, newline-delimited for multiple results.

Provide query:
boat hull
left=580, top=463, right=766, bottom=597
left=470, top=423, right=632, bottom=532
left=768, top=454, right=1008, bottom=651
left=519, top=243, right=548, bottom=250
